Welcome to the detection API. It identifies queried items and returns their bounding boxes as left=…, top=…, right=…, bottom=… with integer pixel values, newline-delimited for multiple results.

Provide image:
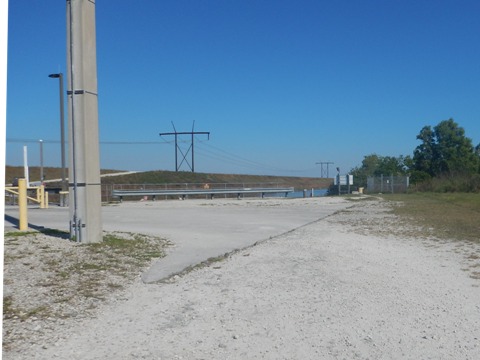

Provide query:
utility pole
left=316, top=161, right=334, bottom=178
left=66, top=0, right=102, bottom=243
left=160, top=121, right=210, bottom=172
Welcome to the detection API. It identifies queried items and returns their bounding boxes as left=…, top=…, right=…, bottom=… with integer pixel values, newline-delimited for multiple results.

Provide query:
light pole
left=39, top=139, right=44, bottom=182
left=337, top=167, right=341, bottom=195
left=48, top=73, right=67, bottom=206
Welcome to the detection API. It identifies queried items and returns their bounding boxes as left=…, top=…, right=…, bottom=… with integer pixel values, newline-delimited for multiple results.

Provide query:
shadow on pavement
left=4, top=214, right=69, bottom=240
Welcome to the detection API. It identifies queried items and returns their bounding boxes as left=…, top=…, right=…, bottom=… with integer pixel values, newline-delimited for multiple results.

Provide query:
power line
left=7, top=138, right=59, bottom=144
left=100, top=141, right=170, bottom=145
left=195, top=138, right=317, bottom=174
left=8, top=137, right=319, bottom=176
left=7, top=138, right=171, bottom=145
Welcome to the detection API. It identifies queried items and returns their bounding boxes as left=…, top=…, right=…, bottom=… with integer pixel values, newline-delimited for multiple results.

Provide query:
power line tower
left=159, top=121, right=210, bottom=172
left=316, top=161, right=334, bottom=178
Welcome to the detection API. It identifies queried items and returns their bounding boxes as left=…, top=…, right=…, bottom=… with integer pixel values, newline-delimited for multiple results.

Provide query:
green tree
left=350, top=154, right=410, bottom=187
left=413, top=119, right=479, bottom=176
left=349, top=154, right=380, bottom=187
left=413, top=126, right=436, bottom=175
left=476, top=143, right=480, bottom=173
left=375, top=155, right=410, bottom=176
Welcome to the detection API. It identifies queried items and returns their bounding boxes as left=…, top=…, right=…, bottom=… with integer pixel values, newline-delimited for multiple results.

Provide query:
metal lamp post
left=48, top=73, right=67, bottom=206
left=337, top=167, right=341, bottom=195
left=39, top=139, right=44, bottom=182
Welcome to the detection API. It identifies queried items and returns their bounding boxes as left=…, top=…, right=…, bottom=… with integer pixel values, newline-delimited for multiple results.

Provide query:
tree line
left=350, top=118, right=480, bottom=192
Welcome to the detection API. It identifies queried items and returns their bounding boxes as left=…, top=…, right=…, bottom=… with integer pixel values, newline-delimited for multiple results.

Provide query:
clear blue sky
left=6, top=0, right=480, bottom=177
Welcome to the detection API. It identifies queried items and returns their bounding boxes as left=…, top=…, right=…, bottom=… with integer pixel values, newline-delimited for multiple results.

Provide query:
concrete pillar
left=66, top=0, right=102, bottom=243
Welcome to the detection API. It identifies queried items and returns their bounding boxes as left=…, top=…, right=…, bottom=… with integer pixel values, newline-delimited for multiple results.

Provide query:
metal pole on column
left=23, top=145, right=29, bottom=186
left=59, top=73, right=67, bottom=206
left=337, top=167, right=340, bottom=195
left=48, top=73, right=67, bottom=205
left=39, top=140, right=44, bottom=182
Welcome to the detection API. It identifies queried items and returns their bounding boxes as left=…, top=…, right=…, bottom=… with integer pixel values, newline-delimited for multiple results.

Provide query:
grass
left=379, top=193, right=480, bottom=243
left=4, top=231, right=38, bottom=237
left=3, top=296, right=52, bottom=321
left=4, top=228, right=70, bottom=239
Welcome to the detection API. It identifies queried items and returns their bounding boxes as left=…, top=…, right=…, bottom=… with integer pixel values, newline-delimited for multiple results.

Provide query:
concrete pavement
left=4, top=197, right=352, bottom=283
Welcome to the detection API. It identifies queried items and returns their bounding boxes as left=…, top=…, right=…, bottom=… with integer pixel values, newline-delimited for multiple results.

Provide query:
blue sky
left=6, top=0, right=480, bottom=177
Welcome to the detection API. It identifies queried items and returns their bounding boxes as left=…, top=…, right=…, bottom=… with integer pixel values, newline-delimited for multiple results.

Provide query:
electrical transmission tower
left=159, top=121, right=210, bottom=172
left=316, top=161, right=334, bottom=178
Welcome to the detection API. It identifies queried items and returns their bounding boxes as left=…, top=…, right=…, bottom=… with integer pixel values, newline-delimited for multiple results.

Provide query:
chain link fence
left=367, top=175, right=410, bottom=194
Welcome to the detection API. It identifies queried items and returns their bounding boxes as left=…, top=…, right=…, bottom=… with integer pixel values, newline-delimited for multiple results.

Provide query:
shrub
left=410, top=174, right=480, bottom=193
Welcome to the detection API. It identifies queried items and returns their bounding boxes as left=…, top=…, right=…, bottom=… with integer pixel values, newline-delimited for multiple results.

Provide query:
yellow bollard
left=45, top=191, right=49, bottom=209
left=40, top=185, right=45, bottom=209
left=18, top=178, right=28, bottom=231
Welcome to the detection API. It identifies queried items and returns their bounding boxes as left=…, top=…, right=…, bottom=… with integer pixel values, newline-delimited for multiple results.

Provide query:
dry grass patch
left=379, top=193, right=480, bottom=281
left=380, top=193, right=480, bottom=243
left=332, top=195, right=480, bottom=282
left=3, top=230, right=171, bottom=351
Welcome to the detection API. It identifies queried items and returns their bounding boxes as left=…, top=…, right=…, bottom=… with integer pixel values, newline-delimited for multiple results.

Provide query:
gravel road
left=3, top=197, right=480, bottom=359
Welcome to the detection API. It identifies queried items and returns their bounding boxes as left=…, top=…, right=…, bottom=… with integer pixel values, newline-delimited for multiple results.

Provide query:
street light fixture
left=48, top=73, right=67, bottom=206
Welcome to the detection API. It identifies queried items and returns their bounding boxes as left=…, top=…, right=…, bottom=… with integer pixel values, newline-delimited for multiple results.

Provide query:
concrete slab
left=4, top=197, right=352, bottom=283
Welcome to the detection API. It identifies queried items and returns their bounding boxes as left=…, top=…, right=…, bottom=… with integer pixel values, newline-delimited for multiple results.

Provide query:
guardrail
left=5, top=184, right=49, bottom=208
left=112, top=187, right=295, bottom=202
left=4, top=179, right=48, bottom=230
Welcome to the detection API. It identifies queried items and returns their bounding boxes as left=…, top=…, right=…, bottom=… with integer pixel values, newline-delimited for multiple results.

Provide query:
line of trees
left=350, top=118, right=480, bottom=192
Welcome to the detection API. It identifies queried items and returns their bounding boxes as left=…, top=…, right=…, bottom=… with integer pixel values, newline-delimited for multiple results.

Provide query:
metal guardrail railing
left=112, top=187, right=295, bottom=201
left=5, top=185, right=49, bottom=208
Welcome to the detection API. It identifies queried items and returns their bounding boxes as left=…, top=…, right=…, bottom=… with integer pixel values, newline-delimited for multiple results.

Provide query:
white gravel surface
left=3, top=197, right=480, bottom=359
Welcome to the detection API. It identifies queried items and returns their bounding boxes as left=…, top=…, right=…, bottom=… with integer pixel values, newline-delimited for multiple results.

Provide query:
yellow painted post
left=45, top=191, right=49, bottom=209
left=18, top=178, right=28, bottom=231
left=40, top=185, right=45, bottom=209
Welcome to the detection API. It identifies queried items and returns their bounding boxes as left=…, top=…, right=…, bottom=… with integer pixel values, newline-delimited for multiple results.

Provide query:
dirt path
left=4, top=198, right=480, bottom=359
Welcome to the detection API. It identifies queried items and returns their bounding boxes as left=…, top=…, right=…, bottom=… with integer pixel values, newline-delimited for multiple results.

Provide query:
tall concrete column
left=66, top=0, right=102, bottom=243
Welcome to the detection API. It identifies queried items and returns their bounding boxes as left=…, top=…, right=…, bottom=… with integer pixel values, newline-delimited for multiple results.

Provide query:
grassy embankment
left=380, top=192, right=480, bottom=243
left=5, top=166, right=332, bottom=190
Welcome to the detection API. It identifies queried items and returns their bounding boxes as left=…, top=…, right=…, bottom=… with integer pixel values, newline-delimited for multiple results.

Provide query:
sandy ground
left=4, top=197, right=480, bottom=359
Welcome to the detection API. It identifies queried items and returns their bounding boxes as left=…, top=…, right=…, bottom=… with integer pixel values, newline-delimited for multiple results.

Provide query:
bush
left=410, top=174, right=480, bottom=193
left=410, top=170, right=431, bottom=185
left=467, top=174, right=480, bottom=192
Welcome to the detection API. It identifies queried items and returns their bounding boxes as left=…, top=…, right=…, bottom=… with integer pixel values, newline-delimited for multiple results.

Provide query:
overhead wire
left=194, top=136, right=317, bottom=174
left=7, top=138, right=174, bottom=145
left=7, top=136, right=318, bottom=175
